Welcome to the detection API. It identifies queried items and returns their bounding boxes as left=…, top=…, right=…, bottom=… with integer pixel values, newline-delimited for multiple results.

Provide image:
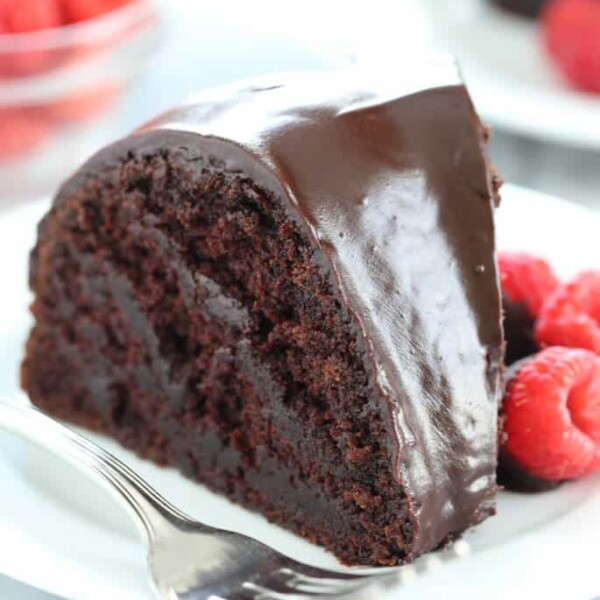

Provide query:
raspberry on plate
left=499, top=347, right=600, bottom=490
left=542, top=0, right=600, bottom=93
left=498, top=252, right=560, bottom=317
left=536, top=271, right=600, bottom=354
left=502, top=294, right=539, bottom=366
left=498, top=252, right=560, bottom=365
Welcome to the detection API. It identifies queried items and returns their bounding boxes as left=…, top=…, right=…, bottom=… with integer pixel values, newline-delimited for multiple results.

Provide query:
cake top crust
left=60, top=60, right=503, bottom=557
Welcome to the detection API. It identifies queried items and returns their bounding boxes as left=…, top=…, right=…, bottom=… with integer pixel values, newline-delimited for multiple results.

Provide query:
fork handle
left=0, top=398, right=194, bottom=544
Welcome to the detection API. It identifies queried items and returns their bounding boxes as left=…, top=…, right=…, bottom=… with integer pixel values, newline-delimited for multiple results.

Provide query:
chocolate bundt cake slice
left=22, top=64, right=503, bottom=566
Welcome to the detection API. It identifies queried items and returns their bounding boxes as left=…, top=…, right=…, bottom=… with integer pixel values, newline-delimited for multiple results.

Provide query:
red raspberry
left=0, top=108, right=52, bottom=161
left=44, top=83, right=121, bottom=122
left=0, top=0, right=64, bottom=77
left=542, top=0, right=600, bottom=93
left=536, top=271, right=600, bottom=354
left=498, top=252, right=560, bottom=317
left=62, top=0, right=132, bottom=23
left=1, top=0, right=63, bottom=33
left=0, top=48, right=63, bottom=78
left=501, top=347, right=600, bottom=482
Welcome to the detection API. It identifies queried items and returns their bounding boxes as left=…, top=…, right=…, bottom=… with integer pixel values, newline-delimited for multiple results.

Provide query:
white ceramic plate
left=0, top=185, right=599, bottom=600
left=425, top=0, right=600, bottom=149
left=354, top=0, right=600, bottom=149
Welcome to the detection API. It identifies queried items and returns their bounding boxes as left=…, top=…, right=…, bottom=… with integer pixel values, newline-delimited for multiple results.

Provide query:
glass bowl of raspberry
left=0, top=0, right=160, bottom=200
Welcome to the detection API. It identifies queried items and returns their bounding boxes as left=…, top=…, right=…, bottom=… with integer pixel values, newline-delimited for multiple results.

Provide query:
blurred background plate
left=0, top=0, right=351, bottom=205
left=421, top=0, right=600, bottom=149
left=351, top=0, right=600, bottom=207
left=1, top=0, right=599, bottom=209
left=1, top=184, right=599, bottom=600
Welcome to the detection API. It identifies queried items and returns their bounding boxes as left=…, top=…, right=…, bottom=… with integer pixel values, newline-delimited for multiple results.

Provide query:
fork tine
left=241, top=580, right=379, bottom=600
left=280, top=565, right=364, bottom=580
left=243, top=566, right=383, bottom=598
left=241, top=582, right=320, bottom=599
left=276, top=570, right=368, bottom=594
left=247, top=538, right=472, bottom=598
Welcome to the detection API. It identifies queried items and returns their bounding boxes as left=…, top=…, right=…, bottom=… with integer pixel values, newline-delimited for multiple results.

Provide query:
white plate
left=354, top=0, right=600, bottom=149
left=0, top=185, right=599, bottom=600
left=425, top=0, right=600, bottom=149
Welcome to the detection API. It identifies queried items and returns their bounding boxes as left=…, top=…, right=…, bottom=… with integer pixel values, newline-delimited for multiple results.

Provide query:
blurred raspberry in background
left=0, top=0, right=158, bottom=198
left=542, top=0, right=600, bottom=93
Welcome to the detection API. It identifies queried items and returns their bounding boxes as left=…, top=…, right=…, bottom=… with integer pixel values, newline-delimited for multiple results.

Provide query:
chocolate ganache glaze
left=30, top=61, right=503, bottom=561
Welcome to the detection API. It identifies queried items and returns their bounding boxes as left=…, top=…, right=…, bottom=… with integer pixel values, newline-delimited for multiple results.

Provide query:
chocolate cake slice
left=22, top=63, right=503, bottom=566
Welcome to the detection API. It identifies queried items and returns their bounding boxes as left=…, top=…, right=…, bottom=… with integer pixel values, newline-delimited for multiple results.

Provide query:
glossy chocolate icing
left=57, top=62, right=503, bottom=557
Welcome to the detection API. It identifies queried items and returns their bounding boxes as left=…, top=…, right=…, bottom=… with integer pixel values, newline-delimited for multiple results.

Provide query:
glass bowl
left=0, top=0, right=161, bottom=201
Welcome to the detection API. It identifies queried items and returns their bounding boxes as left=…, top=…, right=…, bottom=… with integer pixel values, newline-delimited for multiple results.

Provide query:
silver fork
left=0, top=398, right=458, bottom=599
left=0, top=399, right=394, bottom=599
